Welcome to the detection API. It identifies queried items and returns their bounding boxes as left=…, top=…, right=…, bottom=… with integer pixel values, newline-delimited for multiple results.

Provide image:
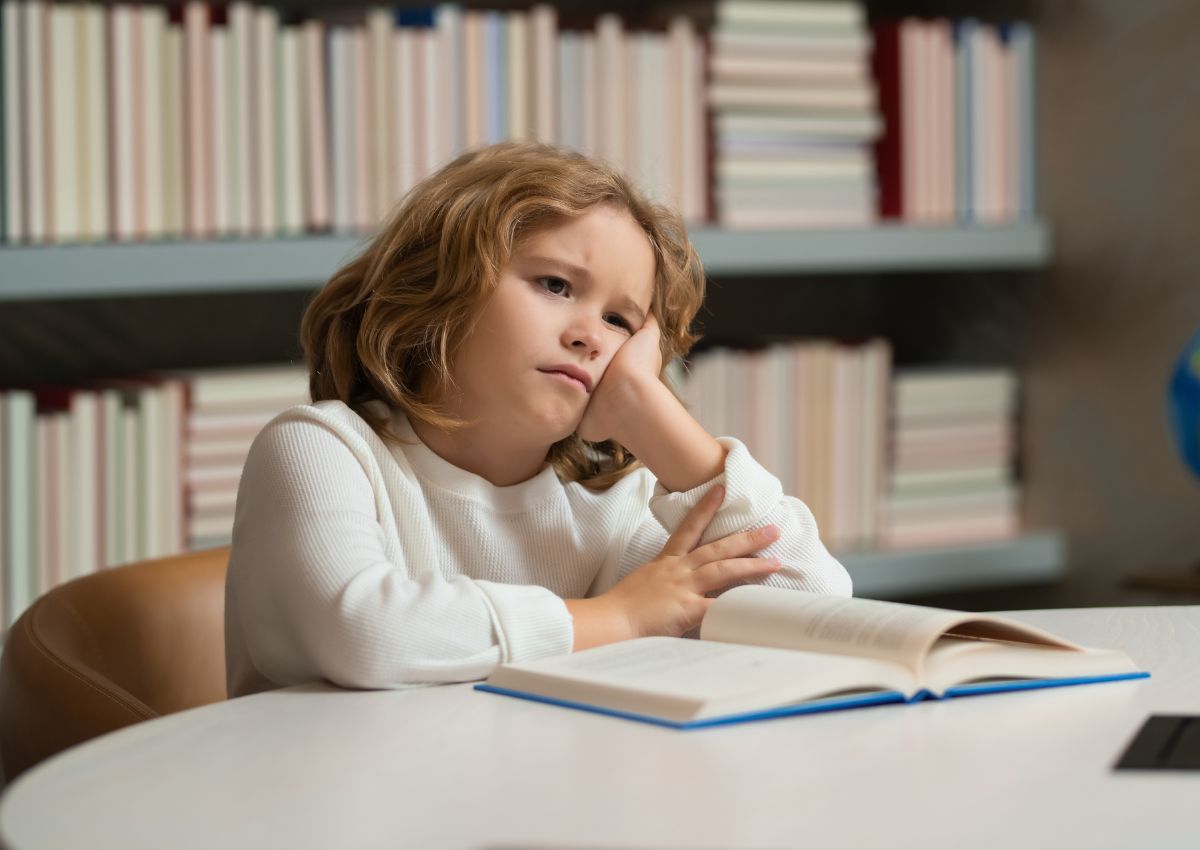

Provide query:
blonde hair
left=301, top=142, right=706, bottom=489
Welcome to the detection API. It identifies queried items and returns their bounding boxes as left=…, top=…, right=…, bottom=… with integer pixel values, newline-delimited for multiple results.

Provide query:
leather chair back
left=0, top=547, right=229, bottom=781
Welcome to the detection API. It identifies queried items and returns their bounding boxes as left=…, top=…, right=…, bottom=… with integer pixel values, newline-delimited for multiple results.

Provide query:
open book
left=475, top=586, right=1148, bottom=729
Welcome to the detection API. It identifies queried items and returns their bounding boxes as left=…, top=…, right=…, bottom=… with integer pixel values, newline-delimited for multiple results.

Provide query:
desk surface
left=2, top=606, right=1198, bottom=850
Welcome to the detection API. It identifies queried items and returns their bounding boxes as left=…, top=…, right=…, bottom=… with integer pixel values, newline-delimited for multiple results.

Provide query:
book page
left=699, top=586, right=1079, bottom=673
left=484, top=636, right=915, bottom=723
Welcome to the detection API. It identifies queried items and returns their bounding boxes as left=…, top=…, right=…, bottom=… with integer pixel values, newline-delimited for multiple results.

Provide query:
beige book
left=279, top=26, right=305, bottom=235
left=367, top=8, right=394, bottom=220
left=24, top=0, right=47, bottom=243
left=461, top=11, right=484, bottom=148
left=229, top=2, right=254, bottom=235
left=46, top=5, right=75, bottom=243
left=594, top=14, right=625, bottom=169
left=304, top=19, right=332, bottom=229
left=184, top=1, right=212, bottom=238
left=480, top=585, right=1145, bottom=728
left=2, top=0, right=24, bottom=242
left=529, top=4, right=556, bottom=144
left=254, top=5, right=279, bottom=235
left=504, top=10, right=528, bottom=140
left=142, top=4, right=166, bottom=238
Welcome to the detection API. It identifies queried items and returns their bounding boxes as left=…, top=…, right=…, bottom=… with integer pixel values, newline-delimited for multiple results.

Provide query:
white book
left=100, top=390, right=124, bottom=569
left=635, top=33, right=666, bottom=203
left=482, top=11, right=504, bottom=144
left=49, top=4, right=79, bottom=242
left=595, top=14, right=625, bottom=169
left=22, top=0, right=46, bottom=243
left=162, top=25, right=185, bottom=239
left=3, top=391, right=35, bottom=627
left=2, top=0, right=24, bottom=243
left=279, top=27, right=305, bottom=235
left=120, top=404, right=139, bottom=565
left=578, top=32, right=597, bottom=157
left=417, top=28, right=440, bottom=177
left=504, top=10, right=528, bottom=141
left=136, top=386, right=162, bottom=558
left=367, top=8, right=394, bottom=220
left=393, top=27, right=417, bottom=198
left=556, top=32, right=580, bottom=150
left=162, top=381, right=186, bottom=555
left=254, top=5, right=279, bottom=235
left=716, top=0, right=864, bottom=30
left=229, top=2, right=254, bottom=235
left=435, top=3, right=462, bottom=160
left=480, top=585, right=1144, bottom=729
left=36, top=415, right=60, bottom=595
left=184, top=1, right=212, bottom=238
left=110, top=4, right=136, bottom=240
left=529, top=4, right=556, bottom=144
left=210, top=27, right=231, bottom=236
left=142, top=4, right=165, bottom=239
left=67, top=392, right=99, bottom=578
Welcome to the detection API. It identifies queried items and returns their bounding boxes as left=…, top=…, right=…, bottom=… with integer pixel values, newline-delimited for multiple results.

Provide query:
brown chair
left=0, top=547, right=229, bottom=781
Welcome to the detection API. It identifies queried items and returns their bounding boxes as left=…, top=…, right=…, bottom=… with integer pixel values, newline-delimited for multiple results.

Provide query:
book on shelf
left=476, top=584, right=1147, bottom=729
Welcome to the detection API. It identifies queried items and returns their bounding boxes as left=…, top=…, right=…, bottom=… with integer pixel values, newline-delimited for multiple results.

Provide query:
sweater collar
left=386, top=408, right=563, bottom=513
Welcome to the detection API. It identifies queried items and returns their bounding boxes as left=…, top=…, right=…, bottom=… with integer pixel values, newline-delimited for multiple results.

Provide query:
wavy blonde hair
left=301, top=142, right=706, bottom=490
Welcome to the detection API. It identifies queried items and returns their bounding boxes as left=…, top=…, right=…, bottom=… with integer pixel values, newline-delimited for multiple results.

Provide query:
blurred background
left=1, top=0, right=1199, bottom=631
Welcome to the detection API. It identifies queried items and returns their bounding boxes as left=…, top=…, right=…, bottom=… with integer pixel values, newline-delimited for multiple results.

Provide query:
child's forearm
left=564, top=597, right=633, bottom=650
left=610, top=375, right=727, bottom=493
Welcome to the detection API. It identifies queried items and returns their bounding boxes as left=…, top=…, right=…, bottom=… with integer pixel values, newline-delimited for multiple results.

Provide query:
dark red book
left=872, top=21, right=904, bottom=219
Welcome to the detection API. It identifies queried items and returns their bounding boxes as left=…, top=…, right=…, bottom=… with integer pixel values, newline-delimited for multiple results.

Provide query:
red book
left=872, top=21, right=904, bottom=219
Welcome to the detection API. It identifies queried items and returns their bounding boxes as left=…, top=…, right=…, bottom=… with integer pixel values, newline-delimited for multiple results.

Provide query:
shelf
left=838, top=531, right=1065, bottom=600
left=0, top=221, right=1051, bottom=301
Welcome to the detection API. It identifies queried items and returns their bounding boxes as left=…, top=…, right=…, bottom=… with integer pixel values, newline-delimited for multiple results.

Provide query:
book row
left=0, top=364, right=308, bottom=630
left=677, top=342, right=1020, bottom=553
left=0, top=349, right=1019, bottom=631
left=0, top=0, right=1035, bottom=247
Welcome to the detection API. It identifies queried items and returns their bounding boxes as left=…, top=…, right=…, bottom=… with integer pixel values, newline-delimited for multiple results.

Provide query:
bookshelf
left=839, top=532, right=1064, bottom=599
left=0, top=220, right=1051, bottom=300
left=0, top=0, right=1064, bottom=604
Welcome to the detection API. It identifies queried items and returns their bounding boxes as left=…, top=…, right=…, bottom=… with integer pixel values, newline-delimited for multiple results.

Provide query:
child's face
left=447, top=204, right=656, bottom=446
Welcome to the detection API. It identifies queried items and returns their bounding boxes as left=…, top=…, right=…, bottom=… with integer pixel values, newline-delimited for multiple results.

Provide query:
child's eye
left=604, top=314, right=633, bottom=332
left=538, top=276, right=569, bottom=295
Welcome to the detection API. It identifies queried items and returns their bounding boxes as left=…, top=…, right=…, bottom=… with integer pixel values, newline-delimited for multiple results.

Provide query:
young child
left=224, top=142, right=851, bottom=698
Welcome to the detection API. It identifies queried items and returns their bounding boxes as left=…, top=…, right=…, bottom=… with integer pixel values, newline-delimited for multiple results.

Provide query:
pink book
left=254, top=5, right=279, bottom=235
left=899, top=19, right=921, bottom=221
left=303, top=20, right=331, bottom=231
left=183, top=1, right=212, bottom=239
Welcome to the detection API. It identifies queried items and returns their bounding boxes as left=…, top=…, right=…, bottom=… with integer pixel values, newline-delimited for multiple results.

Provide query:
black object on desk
left=1114, top=715, right=1200, bottom=771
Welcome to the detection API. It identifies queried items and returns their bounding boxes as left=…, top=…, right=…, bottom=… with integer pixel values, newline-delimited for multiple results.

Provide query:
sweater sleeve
left=611, top=437, right=852, bottom=597
left=225, top=409, right=571, bottom=694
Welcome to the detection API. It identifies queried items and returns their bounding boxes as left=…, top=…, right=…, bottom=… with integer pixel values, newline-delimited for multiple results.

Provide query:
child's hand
left=577, top=313, right=663, bottom=445
left=597, top=485, right=782, bottom=640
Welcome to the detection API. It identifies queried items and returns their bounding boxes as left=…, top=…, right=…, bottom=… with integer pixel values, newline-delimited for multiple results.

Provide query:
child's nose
left=565, top=319, right=603, bottom=358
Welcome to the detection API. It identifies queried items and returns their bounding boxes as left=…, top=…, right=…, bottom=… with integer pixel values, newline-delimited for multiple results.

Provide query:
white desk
left=1, top=606, right=1197, bottom=850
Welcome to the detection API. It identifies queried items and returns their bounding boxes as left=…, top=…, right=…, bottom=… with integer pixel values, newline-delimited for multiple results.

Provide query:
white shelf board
left=838, top=531, right=1066, bottom=600
left=0, top=221, right=1051, bottom=300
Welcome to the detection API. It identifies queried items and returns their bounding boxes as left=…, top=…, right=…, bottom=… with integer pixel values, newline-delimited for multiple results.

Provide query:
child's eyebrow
left=526, top=255, right=648, bottom=324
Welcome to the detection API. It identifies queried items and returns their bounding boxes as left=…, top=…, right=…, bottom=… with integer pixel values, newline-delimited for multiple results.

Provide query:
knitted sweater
left=224, top=400, right=852, bottom=697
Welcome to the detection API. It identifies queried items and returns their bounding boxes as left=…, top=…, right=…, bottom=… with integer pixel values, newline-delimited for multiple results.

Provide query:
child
left=224, top=142, right=851, bottom=698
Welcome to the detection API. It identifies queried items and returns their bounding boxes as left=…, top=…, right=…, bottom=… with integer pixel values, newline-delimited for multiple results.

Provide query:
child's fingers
left=690, top=557, right=782, bottom=594
left=687, top=523, right=780, bottom=567
left=660, top=485, right=725, bottom=557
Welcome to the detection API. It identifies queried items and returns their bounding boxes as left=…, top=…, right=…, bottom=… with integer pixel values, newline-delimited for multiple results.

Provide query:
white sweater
left=224, top=401, right=851, bottom=697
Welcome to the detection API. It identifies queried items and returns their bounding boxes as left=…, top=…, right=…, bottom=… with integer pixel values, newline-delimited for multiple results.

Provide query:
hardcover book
left=477, top=585, right=1146, bottom=729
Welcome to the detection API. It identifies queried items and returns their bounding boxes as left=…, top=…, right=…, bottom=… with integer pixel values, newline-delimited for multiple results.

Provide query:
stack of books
left=183, top=365, right=308, bottom=550
left=707, top=0, right=881, bottom=230
left=872, top=17, right=1036, bottom=223
left=681, top=339, right=891, bottom=552
left=882, top=368, right=1020, bottom=548
left=0, top=364, right=307, bottom=631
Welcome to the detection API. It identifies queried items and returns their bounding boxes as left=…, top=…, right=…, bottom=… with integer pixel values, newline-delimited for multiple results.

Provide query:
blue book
left=476, top=586, right=1148, bottom=729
